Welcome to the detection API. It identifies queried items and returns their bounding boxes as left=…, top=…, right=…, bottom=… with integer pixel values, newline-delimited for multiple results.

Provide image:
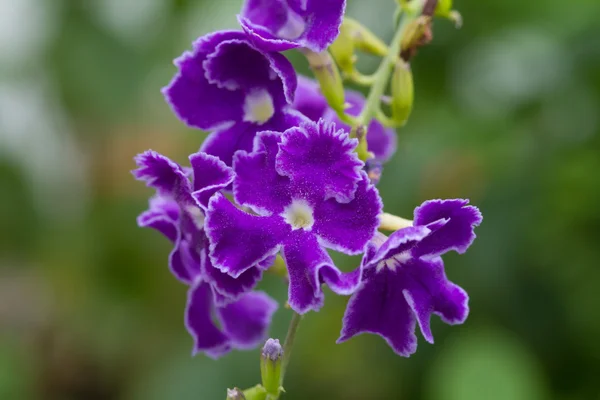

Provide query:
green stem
left=279, top=312, right=302, bottom=392
left=347, top=69, right=378, bottom=86
left=349, top=0, right=424, bottom=161
left=357, top=1, right=424, bottom=127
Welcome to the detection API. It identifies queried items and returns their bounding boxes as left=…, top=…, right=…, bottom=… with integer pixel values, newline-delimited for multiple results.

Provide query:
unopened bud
left=365, top=159, right=383, bottom=185
left=435, top=0, right=453, bottom=16
left=330, top=18, right=388, bottom=76
left=434, top=0, right=463, bottom=28
left=390, top=60, right=414, bottom=125
left=329, top=23, right=355, bottom=74
left=343, top=18, right=388, bottom=57
left=400, top=16, right=431, bottom=55
left=226, top=388, right=246, bottom=400
left=260, top=339, right=283, bottom=396
left=303, top=50, right=345, bottom=113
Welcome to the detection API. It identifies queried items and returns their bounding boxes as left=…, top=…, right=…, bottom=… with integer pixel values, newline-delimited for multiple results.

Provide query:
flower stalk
left=279, top=312, right=302, bottom=393
left=352, top=0, right=425, bottom=160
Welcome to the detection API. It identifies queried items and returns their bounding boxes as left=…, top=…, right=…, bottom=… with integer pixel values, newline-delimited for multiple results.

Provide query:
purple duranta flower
left=205, top=120, right=382, bottom=314
left=163, top=30, right=306, bottom=166
left=337, top=199, right=482, bottom=356
left=293, top=76, right=397, bottom=162
left=133, top=150, right=277, bottom=358
left=239, top=0, right=346, bottom=52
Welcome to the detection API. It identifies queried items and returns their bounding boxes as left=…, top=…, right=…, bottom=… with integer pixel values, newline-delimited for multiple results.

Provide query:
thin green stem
left=347, top=69, right=378, bottom=86
left=277, top=312, right=302, bottom=397
left=375, top=109, right=401, bottom=128
left=357, top=1, right=424, bottom=127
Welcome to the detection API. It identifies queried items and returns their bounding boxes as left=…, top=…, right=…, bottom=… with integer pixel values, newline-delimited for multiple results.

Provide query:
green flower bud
left=343, top=18, right=388, bottom=57
left=434, top=0, right=453, bottom=16
left=390, top=60, right=414, bottom=126
left=329, top=22, right=356, bottom=74
left=434, top=0, right=463, bottom=28
left=226, top=388, right=247, bottom=400
left=303, top=50, right=346, bottom=113
left=330, top=18, right=388, bottom=78
left=400, top=16, right=430, bottom=54
left=260, top=338, right=283, bottom=396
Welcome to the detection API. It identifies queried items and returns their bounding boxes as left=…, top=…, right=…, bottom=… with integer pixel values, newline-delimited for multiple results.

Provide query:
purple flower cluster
left=133, top=0, right=482, bottom=359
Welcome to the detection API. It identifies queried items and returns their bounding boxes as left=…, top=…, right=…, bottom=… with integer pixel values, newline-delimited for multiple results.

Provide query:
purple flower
left=133, top=150, right=277, bottom=357
left=292, top=75, right=329, bottom=121
left=239, top=0, right=346, bottom=52
left=337, top=199, right=482, bottom=356
left=205, top=120, right=382, bottom=314
left=293, top=76, right=397, bottom=162
left=163, top=30, right=305, bottom=166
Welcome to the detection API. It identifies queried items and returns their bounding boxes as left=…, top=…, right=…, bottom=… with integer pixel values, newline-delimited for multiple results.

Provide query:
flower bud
left=390, top=60, right=414, bottom=126
left=303, top=50, right=346, bottom=113
left=329, top=22, right=355, bottom=74
left=434, top=0, right=453, bottom=16
left=343, top=18, right=388, bottom=57
left=434, top=0, right=463, bottom=28
left=330, top=18, right=388, bottom=76
left=226, top=388, right=247, bottom=400
left=365, top=159, right=383, bottom=185
left=260, top=338, right=283, bottom=396
left=400, top=16, right=431, bottom=54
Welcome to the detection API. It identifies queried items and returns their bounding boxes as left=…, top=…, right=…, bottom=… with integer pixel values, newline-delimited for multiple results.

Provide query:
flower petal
left=217, top=291, right=279, bottom=349
left=163, top=31, right=248, bottom=130
left=337, top=267, right=418, bottom=357
left=281, top=231, right=327, bottom=313
left=239, top=0, right=346, bottom=52
left=169, top=235, right=198, bottom=284
left=281, top=230, right=361, bottom=314
left=201, top=110, right=305, bottom=167
left=298, top=0, right=346, bottom=52
left=189, top=152, right=234, bottom=208
left=239, top=16, right=300, bottom=53
left=370, top=226, right=431, bottom=267
left=205, top=193, right=288, bottom=278
left=137, top=197, right=178, bottom=242
left=205, top=39, right=278, bottom=91
left=292, top=75, right=329, bottom=121
left=313, top=173, right=382, bottom=254
left=137, top=195, right=198, bottom=283
left=232, top=131, right=292, bottom=215
left=132, top=150, right=191, bottom=198
left=402, top=257, right=469, bottom=344
left=204, top=254, right=263, bottom=304
left=412, top=199, right=483, bottom=257
left=277, top=120, right=362, bottom=203
left=185, top=283, right=231, bottom=358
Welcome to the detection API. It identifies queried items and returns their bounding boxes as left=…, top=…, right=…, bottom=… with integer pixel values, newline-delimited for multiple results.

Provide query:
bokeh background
left=1, top=0, right=599, bottom=399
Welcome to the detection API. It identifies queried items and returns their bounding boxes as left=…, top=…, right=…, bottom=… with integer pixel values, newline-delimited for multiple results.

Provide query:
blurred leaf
left=426, top=327, right=548, bottom=400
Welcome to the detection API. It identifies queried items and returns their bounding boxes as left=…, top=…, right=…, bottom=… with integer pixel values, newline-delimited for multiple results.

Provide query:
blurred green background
left=1, top=0, right=599, bottom=399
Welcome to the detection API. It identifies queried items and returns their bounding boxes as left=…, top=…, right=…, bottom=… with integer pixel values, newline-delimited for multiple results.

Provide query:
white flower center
left=243, top=89, right=275, bottom=124
left=185, top=205, right=205, bottom=230
left=277, top=8, right=305, bottom=40
left=376, top=251, right=411, bottom=272
left=281, top=199, right=314, bottom=231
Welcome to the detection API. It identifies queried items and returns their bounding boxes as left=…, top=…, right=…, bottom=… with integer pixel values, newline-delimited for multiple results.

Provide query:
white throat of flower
left=243, top=89, right=275, bottom=125
left=277, top=8, right=305, bottom=40
left=376, top=251, right=411, bottom=273
left=185, top=205, right=205, bottom=230
left=281, top=199, right=314, bottom=231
